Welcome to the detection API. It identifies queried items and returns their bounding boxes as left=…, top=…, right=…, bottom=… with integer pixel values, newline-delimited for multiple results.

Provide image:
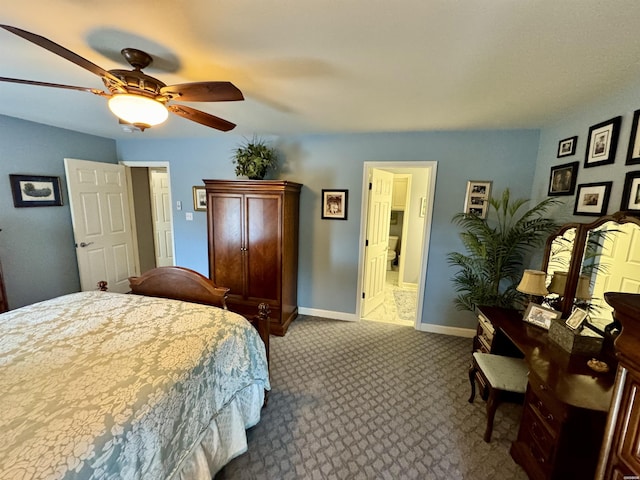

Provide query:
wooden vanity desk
left=476, top=305, right=616, bottom=480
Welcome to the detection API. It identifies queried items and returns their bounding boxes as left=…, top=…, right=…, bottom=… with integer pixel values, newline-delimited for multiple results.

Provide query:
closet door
left=245, top=194, right=282, bottom=303
left=209, top=193, right=245, bottom=297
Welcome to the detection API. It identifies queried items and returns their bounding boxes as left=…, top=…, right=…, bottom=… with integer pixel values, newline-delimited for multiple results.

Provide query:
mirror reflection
left=541, top=214, right=640, bottom=338
left=581, top=221, right=640, bottom=331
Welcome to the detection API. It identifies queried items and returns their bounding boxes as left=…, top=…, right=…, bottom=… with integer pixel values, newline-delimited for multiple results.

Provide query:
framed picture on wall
left=584, top=116, right=621, bottom=168
left=573, top=181, right=612, bottom=216
left=192, top=186, right=207, bottom=211
left=621, top=170, right=640, bottom=213
left=463, top=180, right=492, bottom=219
left=9, top=174, right=63, bottom=207
left=626, top=109, right=640, bottom=165
left=557, top=136, right=578, bottom=158
left=548, top=161, right=578, bottom=196
left=321, top=189, right=348, bottom=220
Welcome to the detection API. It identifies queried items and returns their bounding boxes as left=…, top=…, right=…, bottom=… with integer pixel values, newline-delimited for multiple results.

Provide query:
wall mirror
left=541, top=211, right=640, bottom=333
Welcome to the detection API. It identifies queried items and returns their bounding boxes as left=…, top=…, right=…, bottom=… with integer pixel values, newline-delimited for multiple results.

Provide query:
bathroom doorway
left=357, top=162, right=437, bottom=328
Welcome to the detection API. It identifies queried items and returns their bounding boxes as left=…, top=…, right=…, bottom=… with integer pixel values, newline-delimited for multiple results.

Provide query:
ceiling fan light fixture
left=108, top=94, right=168, bottom=127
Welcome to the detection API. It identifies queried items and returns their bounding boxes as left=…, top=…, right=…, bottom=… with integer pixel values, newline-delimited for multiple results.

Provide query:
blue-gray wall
left=0, top=115, right=117, bottom=308
left=117, top=130, right=541, bottom=330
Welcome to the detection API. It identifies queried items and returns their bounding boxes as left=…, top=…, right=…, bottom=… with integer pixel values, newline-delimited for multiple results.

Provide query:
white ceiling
left=1, top=1, right=640, bottom=140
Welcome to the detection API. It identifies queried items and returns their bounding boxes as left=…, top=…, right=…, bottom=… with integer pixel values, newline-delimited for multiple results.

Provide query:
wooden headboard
left=128, top=266, right=230, bottom=309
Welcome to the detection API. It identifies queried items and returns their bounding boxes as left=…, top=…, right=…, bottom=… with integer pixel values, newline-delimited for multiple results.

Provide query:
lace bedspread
left=0, top=291, right=270, bottom=479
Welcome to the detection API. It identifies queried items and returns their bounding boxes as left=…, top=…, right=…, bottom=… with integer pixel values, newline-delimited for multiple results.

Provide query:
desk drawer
left=477, top=313, right=495, bottom=347
left=527, top=373, right=567, bottom=432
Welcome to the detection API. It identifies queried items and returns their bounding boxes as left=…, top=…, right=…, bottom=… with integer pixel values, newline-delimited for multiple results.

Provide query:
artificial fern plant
left=447, top=189, right=561, bottom=311
left=231, top=137, right=278, bottom=180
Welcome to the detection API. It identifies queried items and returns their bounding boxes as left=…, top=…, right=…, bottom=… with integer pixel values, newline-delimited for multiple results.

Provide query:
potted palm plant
left=447, top=189, right=561, bottom=311
left=231, top=137, right=278, bottom=180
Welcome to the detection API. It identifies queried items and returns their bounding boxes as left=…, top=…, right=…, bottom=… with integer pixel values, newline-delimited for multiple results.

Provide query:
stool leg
left=484, top=388, right=501, bottom=443
left=468, top=362, right=477, bottom=403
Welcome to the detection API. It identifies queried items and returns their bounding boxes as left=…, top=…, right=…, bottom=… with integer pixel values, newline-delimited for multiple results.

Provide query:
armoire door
left=245, top=194, right=282, bottom=303
left=209, top=193, right=245, bottom=297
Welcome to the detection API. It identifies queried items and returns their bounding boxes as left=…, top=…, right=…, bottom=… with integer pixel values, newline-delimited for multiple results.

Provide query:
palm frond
left=448, top=188, right=562, bottom=311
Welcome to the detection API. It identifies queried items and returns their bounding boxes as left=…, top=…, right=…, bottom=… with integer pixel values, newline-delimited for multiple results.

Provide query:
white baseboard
left=298, top=307, right=476, bottom=338
left=298, top=307, right=358, bottom=322
left=398, top=282, right=418, bottom=291
left=416, top=322, right=476, bottom=338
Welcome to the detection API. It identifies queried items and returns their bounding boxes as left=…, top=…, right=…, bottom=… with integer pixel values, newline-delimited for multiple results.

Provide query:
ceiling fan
left=0, top=25, right=244, bottom=132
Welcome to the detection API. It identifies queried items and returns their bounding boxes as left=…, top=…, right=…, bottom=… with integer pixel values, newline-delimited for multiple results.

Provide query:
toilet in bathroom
left=387, top=235, right=399, bottom=271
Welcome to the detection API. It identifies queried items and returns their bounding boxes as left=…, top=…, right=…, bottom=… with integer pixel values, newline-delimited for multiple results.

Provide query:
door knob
left=79, top=242, right=94, bottom=248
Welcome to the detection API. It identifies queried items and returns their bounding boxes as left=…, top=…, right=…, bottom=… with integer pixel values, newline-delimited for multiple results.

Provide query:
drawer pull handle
left=546, top=413, right=554, bottom=422
left=531, top=421, right=547, bottom=443
left=539, top=383, right=547, bottom=391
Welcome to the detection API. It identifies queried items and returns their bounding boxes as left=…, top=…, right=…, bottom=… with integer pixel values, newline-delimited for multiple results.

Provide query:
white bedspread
left=0, top=291, right=270, bottom=480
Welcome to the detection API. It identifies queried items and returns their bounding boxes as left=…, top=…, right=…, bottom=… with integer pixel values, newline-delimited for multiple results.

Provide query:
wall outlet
left=185, top=212, right=193, bottom=221
left=176, top=200, right=182, bottom=211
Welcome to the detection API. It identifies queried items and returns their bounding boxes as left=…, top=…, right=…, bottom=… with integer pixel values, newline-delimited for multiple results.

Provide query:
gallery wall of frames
left=548, top=110, right=640, bottom=217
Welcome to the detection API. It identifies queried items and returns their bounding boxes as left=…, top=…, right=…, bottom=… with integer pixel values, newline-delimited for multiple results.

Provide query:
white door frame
left=356, top=161, right=438, bottom=329
left=120, top=161, right=176, bottom=268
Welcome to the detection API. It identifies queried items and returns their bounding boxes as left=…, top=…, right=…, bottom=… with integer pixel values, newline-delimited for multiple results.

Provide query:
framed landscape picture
left=523, top=303, right=561, bottom=330
left=9, top=174, right=63, bottom=207
left=573, top=181, right=612, bottom=216
left=584, top=116, right=621, bottom=168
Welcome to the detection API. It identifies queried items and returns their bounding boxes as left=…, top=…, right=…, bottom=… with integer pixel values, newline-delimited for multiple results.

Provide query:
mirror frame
left=541, top=211, right=640, bottom=318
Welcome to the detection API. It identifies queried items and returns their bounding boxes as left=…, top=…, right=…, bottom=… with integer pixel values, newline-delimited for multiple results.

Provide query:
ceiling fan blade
left=167, top=105, right=236, bottom=132
left=161, top=81, right=244, bottom=102
left=0, top=76, right=106, bottom=95
left=0, top=25, right=123, bottom=86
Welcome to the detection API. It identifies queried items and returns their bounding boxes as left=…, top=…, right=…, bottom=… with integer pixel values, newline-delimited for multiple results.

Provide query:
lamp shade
left=108, top=94, right=168, bottom=127
left=575, top=275, right=592, bottom=300
left=516, top=269, right=549, bottom=296
left=548, top=271, right=568, bottom=295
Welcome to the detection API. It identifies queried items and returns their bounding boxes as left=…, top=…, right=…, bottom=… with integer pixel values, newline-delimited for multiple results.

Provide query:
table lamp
left=516, top=269, right=549, bottom=304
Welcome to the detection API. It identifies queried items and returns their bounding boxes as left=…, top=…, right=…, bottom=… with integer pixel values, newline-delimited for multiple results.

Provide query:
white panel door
left=590, top=222, right=640, bottom=324
left=64, top=158, right=137, bottom=293
left=149, top=168, right=174, bottom=267
left=362, top=168, right=394, bottom=316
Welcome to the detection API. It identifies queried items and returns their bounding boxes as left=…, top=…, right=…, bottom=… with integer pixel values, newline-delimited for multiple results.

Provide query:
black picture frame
left=9, top=174, right=63, bottom=207
left=573, top=181, right=612, bottom=216
left=626, top=109, right=640, bottom=165
left=584, top=116, right=621, bottom=168
left=620, top=170, right=640, bottom=213
left=548, top=161, right=579, bottom=196
left=557, top=136, right=577, bottom=158
left=321, top=189, right=348, bottom=220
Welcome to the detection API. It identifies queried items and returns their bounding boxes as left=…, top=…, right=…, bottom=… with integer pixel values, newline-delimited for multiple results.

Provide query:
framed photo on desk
left=522, top=302, right=561, bottom=330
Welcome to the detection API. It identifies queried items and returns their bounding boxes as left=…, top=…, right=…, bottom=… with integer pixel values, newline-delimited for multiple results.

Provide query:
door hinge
left=362, top=292, right=365, bottom=299
left=369, top=182, right=372, bottom=190
left=365, top=239, right=369, bottom=246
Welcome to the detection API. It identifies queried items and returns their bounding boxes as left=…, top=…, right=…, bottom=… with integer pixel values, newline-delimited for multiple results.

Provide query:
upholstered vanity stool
left=469, top=352, right=529, bottom=442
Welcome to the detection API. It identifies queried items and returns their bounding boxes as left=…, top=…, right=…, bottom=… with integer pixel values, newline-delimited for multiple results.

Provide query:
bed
left=0, top=266, right=270, bottom=480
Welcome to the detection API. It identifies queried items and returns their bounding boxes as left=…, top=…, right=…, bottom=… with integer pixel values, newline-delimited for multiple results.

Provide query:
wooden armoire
left=204, top=179, right=302, bottom=336
left=596, top=292, right=640, bottom=479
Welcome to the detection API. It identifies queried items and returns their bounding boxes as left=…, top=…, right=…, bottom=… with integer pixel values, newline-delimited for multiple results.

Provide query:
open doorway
left=357, top=161, right=437, bottom=328
left=122, top=161, right=175, bottom=272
